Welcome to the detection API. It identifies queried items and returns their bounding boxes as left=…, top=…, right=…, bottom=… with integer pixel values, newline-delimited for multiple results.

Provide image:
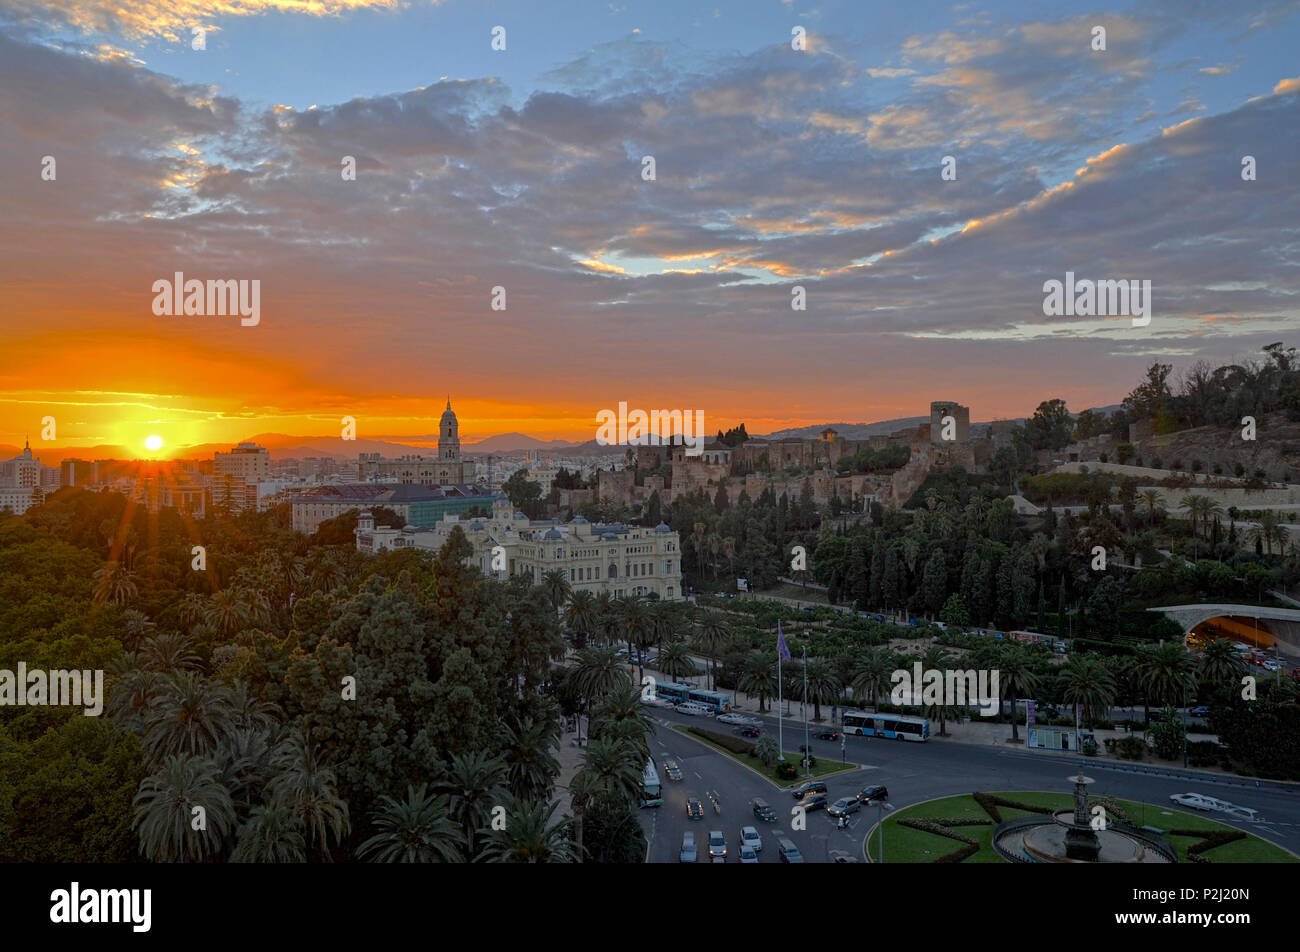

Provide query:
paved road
left=639, top=706, right=1300, bottom=863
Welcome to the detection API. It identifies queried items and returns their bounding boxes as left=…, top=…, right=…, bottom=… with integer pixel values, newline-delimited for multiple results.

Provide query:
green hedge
left=686, top=726, right=756, bottom=757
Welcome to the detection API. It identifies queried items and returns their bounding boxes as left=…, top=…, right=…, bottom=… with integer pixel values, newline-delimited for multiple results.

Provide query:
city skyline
left=2, top=1, right=1298, bottom=452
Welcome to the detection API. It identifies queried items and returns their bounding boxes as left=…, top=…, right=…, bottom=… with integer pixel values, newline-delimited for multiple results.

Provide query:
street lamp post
left=875, top=801, right=894, bottom=863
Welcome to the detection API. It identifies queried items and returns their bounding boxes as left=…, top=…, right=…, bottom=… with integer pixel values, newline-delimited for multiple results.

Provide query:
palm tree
left=918, top=646, right=959, bottom=736
left=572, top=737, right=642, bottom=808
left=995, top=644, right=1041, bottom=743
left=177, top=593, right=209, bottom=630
left=133, top=754, right=236, bottom=862
left=106, top=656, right=161, bottom=729
left=92, top=561, right=137, bottom=606
left=268, top=732, right=350, bottom=860
left=204, top=589, right=249, bottom=639
left=1135, top=642, right=1197, bottom=722
left=1197, top=638, right=1246, bottom=692
left=693, top=613, right=732, bottom=690
left=476, top=798, right=577, bottom=863
left=229, top=680, right=281, bottom=732
left=801, top=657, right=841, bottom=722
left=850, top=647, right=896, bottom=712
left=565, top=589, right=597, bottom=647
left=139, top=631, right=202, bottom=672
left=1140, top=490, right=1165, bottom=526
left=142, top=671, right=237, bottom=764
left=502, top=716, right=561, bottom=803
left=1059, top=655, right=1117, bottom=728
left=541, top=569, right=571, bottom=617
left=357, top=784, right=464, bottom=863
left=230, top=803, right=307, bottom=863
left=438, top=750, right=508, bottom=854
left=120, top=609, right=156, bottom=651
left=738, top=650, right=777, bottom=713
left=1250, top=511, right=1284, bottom=556
left=655, top=639, right=699, bottom=682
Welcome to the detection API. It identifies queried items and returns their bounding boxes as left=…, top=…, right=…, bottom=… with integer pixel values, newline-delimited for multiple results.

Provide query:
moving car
left=827, top=797, right=861, bottom=819
left=799, top=793, right=829, bottom=812
left=716, top=713, right=749, bottom=726
left=1223, top=806, right=1261, bottom=823
left=1263, top=660, right=1282, bottom=671
left=708, top=830, right=727, bottom=862
left=663, top=760, right=683, bottom=781
left=777, top=838, right=804, bottom=863
left=676, top=702, right=713, bottom=717
left=856, top=784, right=888, bottom=803
left=811, top=728, right=840, bottom=740
left=1189, top=706, right=1211, bottom=717
left=792, top=780, right=829, bottom=800
left=737, top=726, right=763, bottom=738
left=751, top=798, right=777, bottom=822
left=679, top=832, right=697, bottom=863
left=739, top=845, right=760, bottom=864
left=828, top=850, right=860, bottom=863
left=740, top=826, right=763, bottom=852
left=686, top=798, right=704, bottom=819
left=1169, top=792, right=1220, bottom=812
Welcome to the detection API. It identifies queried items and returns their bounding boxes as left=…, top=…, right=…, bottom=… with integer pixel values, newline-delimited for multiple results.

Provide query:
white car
left=708, top=830, right=727, bottom=862
left=739, top=845, right=759, bottom=864
left=716, top=713, right=749, bottom=725
left=740, top=825, right=763, bottom=853
left=1169, top=792, right=1227, bottom=812
left=1262, top=660, right=1282, bottom=671
left=1223, top=806, right=1261, bottom=823
left=676, top=702, right=713, bottom=717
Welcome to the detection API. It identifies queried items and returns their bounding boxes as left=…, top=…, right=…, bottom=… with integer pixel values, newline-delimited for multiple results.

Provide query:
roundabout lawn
left=865, top=792, right=1298, bottom=864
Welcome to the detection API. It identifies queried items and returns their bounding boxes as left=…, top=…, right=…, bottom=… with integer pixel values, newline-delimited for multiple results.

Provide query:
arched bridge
left=1148, top=604, right=1300, bottom=655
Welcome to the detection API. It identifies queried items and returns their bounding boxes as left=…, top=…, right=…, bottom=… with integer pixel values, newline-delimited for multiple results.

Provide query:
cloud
left=0, top=0, right=405, bottom=42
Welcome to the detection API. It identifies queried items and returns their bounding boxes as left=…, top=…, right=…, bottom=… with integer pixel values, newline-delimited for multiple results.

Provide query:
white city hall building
left=355, top=498, right=684, bottom=600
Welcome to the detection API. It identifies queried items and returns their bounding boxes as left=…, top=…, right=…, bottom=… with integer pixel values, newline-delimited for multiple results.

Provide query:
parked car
left=777, top=838, right=804, bottom=863
left=799, top=793, right=829, bottom=812
left=828, top=849, right=860, bottom=863
left=739, top=845, right=760, bottom=864
left=686, top=798, right=704, bottom=819
left=827, top=797, right=861, bottom=819
left=792, top=780, right=829, bottom=800
left=740, top=826, right=763, bottom=852
left=751, top=798, right=776, bottom=822
left=663, top=760, right=683, bottom=781
left=679, top=832, right=697, bottom=863
left=812, top=728, right=840, bottom=740
left=708, top=830, right=727, bottom=862
left=856, top=785, right=889, bottom=803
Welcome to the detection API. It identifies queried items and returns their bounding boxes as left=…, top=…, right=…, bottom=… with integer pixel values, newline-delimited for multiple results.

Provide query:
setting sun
left=144, top=434, right=163, bottom=452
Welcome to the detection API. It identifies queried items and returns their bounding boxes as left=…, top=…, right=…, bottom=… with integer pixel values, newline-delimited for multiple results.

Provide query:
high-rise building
left=214, top=442, right=272, bottom=482
left=1, top=438, right=41, bottom=488
left=61, top=458, right=95, bottom=487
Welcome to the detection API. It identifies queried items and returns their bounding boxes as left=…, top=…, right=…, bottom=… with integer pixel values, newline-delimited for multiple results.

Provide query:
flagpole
left=778, top=621, right=785, bottom=762
left=803, top=645, right=810, bottom=777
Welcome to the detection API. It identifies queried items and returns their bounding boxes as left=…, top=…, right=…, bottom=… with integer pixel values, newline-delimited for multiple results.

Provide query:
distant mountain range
left=0, top=405, right=1127, bottom=463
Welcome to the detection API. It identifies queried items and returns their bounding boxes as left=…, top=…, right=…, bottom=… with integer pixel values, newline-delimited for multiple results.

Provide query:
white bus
left=640, top=759, right=663, bottom=807
left=841, top=711, right=930, bottom=741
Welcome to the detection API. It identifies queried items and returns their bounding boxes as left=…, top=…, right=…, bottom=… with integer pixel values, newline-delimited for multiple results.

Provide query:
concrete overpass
left=1149, top=604, right=1300, bottom=655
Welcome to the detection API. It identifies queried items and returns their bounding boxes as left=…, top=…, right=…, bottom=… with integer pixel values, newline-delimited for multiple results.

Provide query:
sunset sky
left=1, top=0, right=1298, bottom=456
